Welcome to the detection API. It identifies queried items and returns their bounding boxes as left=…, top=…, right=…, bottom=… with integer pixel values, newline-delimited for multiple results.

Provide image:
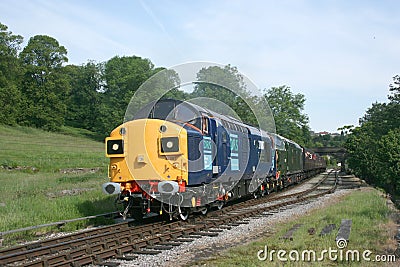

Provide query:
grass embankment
left=0, top=125, right=115, bottom=243
left=199, top=188, right=397, bottom=266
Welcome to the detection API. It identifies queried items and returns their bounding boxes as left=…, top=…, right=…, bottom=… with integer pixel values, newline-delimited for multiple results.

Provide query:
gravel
left=115, top=187, right=354, bottom=267
left=10, top=173, right=351, bottom=267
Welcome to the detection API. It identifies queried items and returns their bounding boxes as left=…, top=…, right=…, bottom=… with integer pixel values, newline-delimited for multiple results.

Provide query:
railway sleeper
left=281, top=224, right=304, bottom=241
left=184, top=234, right=204, bottom=239
left=132, top=249, right=162, bottom=255
left=158, top=241, right=184, bottom=246
left=174, top=238, right=195, bottom=242
left=146, top=245, right=174, bottom=250
left=94, top=260, right=120, bottom=267
left=193, top=231, right=219, bottom=237
left=336, top=219, right=352, bottom=242
left=115, top=254, right=138, bottom=260
left=206, top=229, right=224, bottom=233
left=235, top=220, right=250, bottom=225
left=319, top=224, right=336, bottom=236
left=215, top=225, right=232, bottom=230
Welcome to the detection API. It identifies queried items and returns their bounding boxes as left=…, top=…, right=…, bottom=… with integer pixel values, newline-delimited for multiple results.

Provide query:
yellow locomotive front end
left=102, top=118, right=189, bottom=219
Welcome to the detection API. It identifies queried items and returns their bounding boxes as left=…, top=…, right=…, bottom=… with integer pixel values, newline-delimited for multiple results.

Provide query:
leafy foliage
left=311, top=132, right=347, bottom=148
left=192, top=65, right=256, bottom=124
left=18, top=35, right=70, bottom=130
left=97, top=56, right=162, bottom=135
left=0, top=22, right=23, bottom=125
left=19, top=35, right=67, bottom=68
left=123, top=67, right=183, bottom=122
left=64, top=62, right=104, bottom=133
left=264, top=85, right=310, bottom=146
left=345, top=75, right=400, bottom=196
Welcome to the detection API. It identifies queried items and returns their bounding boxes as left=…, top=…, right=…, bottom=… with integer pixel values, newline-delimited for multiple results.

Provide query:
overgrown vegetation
left=197, top=188, right=396, bottom=266
left=311, top=132, right=347, bottom=148
left=345, top=76, right=400, bottom=199
left=265, top=85, right=311, bottom=146
left=0, top=125, right=114, bottom=243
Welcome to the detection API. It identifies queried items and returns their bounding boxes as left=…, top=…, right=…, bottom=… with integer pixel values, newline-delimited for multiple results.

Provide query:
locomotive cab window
left=139, top=100, right=202, bottom=130
left=174, top=102, right=201, bottom=129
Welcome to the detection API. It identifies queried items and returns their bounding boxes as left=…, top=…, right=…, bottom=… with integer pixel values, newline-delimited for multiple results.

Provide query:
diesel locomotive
left=102, top=99, right=326, bottom=220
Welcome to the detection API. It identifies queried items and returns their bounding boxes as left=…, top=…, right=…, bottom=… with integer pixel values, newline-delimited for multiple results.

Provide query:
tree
left=98, top=56, right=158, bottom=135
left=64, top=62, right=104, bottom=132
left=389, top=74, right=400, bottom=103
left=19, top=35, right=69, bottom=130
left=337, top=125, right=354, bottom=136
left=191, top=65, right=258, bottom=126
left=345, top=75, right=400, bottom=196
left=345, top=124, right=378, bottom=184
left=377, top=128, right=400, bottom=194
left=386, top=75, right=400, bottom=130
left=0, top=22, right=23, bottom=125
left=264, top=85, right=310, bottom=146
left=19, top=35, right=67, bottom=69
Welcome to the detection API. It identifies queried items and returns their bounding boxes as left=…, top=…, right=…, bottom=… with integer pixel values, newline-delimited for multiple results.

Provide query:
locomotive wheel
left=178, top=206, right=189, bottom=220
left=216, top=201, right=224, bottom=210
left=200, top=207, right=208, bottom=215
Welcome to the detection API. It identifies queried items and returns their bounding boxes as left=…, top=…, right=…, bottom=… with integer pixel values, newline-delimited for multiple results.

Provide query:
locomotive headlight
left=112, top=143, right=119, bottom=151
left=160, top=137, right=180, bottom=154
left=106, top=138, right=124, bottom=157
left=166, top=141, right=174, bottom=149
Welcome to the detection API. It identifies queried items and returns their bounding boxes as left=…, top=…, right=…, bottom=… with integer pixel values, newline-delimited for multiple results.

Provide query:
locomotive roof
left=171, top=100, right=270, bottom=137
left=133, top=98, right=258, bottom=131
left=270, top=133, right=302, bottom=150
left=134, top=99, right=275, bottom=143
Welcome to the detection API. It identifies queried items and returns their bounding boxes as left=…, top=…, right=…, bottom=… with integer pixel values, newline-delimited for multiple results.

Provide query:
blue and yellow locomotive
left=102, top=99, right=325, bottom=220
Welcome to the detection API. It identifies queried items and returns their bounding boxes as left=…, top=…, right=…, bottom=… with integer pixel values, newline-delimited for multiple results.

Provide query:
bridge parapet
left=308, top=147, right=346, bottom=155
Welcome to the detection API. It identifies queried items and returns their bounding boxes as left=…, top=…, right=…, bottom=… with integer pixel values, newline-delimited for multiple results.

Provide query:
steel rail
left=0, top=171, right=338, bottom=266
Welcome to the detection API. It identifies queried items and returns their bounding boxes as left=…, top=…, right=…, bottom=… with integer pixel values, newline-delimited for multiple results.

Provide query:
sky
left=1, top=0, right=399, bottom=133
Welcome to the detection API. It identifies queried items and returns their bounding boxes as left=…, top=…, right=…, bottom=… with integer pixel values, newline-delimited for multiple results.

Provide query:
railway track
left=0, top=171, right=339, bottom=267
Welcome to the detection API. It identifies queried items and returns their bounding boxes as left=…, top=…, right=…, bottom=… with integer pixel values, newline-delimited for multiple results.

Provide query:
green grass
left=198, top=189, right=396, bottom=266
left=0, top=125, right=116, bottom=244
left=58, top=125, right=104, bottom=141
left=0, top=125, right=107, bottom=172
